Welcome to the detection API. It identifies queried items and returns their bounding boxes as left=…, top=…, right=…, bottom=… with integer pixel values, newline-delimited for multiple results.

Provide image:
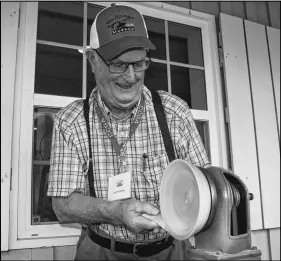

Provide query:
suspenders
left=83, top=98, right=96, bottom=197
left=151, top=91, right=176, bottom=163
left=83, top=91, right=176, bottom=197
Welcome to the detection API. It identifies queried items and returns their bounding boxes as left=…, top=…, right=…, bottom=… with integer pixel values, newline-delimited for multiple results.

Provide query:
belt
left=85, top=227, right=174, bottom=257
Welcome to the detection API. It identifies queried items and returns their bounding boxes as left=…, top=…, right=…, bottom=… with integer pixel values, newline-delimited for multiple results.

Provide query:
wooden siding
left=1, top=246, right=76, bottom=260
left=267, top=26, right=280, bottom=135
left=219, top=13, right=263, bottom=230
left=220, top=12, right=280, bottom=260
left=1, top=1, right=19, bottom=251
left=165, top=1, right=280, bottom=29
left=244, top=20, right=280, bottom=229
left=268, top=1, right=281, bottom=29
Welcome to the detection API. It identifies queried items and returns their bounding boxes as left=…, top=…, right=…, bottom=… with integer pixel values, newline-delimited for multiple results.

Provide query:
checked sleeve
left=47, top=116, right=86, bottom=197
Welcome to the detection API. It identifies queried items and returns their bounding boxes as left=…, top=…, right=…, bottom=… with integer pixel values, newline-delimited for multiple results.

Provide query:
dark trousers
left=74, top=228, right=192, bottom=260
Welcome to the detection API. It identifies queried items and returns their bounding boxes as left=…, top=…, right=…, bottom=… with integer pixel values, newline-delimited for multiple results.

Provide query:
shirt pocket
left=143, top=152, right=169, bottom=187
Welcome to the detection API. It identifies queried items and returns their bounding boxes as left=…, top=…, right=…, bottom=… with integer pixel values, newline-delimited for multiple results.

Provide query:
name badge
left=108, top=172, right=132, bottom=201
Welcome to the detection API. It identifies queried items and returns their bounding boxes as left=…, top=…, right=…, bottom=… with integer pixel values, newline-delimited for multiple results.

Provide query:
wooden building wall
left=166, top=1, right=280, bottom=30
left=1, top=1, right=280, bottom=260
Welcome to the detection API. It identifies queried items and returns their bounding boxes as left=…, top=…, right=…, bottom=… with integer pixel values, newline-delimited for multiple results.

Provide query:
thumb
left=138, top=202, right=160, bottom=216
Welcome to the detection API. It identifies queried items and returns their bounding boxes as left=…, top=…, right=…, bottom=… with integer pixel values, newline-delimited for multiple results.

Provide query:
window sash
left=10, top=1, right=227, bottom=249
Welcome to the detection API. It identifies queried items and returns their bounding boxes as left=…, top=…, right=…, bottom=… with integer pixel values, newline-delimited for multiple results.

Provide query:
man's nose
left=123, top=64, right=136, bottom=82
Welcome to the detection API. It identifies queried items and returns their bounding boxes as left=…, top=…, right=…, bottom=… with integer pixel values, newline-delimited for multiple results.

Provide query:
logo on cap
left=107, top=16, right=135, bottom=35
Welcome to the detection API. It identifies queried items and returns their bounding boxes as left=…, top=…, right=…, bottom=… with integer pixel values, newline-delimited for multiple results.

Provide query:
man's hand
left=142, top=213, right=167, bottom=235
left=116, top=199, right=162, bottom=234
left=53, top=194, right=166, bottom=235
left=152, top=226, right=167, bottom=236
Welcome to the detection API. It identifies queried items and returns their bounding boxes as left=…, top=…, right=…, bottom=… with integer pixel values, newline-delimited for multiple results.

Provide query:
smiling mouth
left=116, top=83, right=134, bottom=90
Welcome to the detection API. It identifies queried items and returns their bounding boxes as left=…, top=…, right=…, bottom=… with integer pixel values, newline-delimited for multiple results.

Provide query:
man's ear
left=85, top=49, right=96, bottom=73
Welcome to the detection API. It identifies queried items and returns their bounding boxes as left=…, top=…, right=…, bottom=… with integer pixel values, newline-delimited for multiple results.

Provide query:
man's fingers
left=136, top=201, right=159, bottom=215
left=154, top=227, right=167, bottom=233
left=120, top=200, right=163, bottom=233
left=152, top=227, right=167, bottom=235
left=134, top=216, right=159, bottom=230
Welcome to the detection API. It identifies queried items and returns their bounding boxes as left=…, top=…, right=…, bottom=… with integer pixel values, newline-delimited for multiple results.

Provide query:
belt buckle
left=133, top=242, right=148, bottom=257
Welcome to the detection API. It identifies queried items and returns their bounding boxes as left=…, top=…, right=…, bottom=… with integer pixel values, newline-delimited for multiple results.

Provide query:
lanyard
left=94, top=95, right=145, bottom=166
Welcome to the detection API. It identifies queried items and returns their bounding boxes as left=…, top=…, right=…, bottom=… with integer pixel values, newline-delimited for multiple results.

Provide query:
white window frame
left=10, top=1, right=227, bottom=249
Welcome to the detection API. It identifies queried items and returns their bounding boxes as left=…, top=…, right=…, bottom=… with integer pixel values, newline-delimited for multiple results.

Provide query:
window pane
left=37, top=2, right=84, bottom=46
left=171, top=65, right=207, bottom=110
left=168, top=22, right=204, bottom=66
left=87, top=4, right=104, bottom=46
left=195, top=120, right=211, bottom=161
left=35, top=44, right=83, bottom=97
left=144, top=16, right=166, bottom=60
left=144, top=62, right=168, bottom=92
left=32, top=107, right=60, bottom=224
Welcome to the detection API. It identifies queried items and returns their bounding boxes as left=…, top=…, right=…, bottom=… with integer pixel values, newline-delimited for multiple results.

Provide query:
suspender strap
left=151, top=90, right=176, bottom=162
left=83, top=97, right=96, bottom=198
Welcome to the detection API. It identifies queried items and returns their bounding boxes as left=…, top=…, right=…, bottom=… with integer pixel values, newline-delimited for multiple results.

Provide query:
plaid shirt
left=47, top=86, right=210, bottom=241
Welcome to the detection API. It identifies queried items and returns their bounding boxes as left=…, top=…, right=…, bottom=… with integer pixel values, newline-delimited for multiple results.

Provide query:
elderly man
left=47, top=3, right=210, bottom=260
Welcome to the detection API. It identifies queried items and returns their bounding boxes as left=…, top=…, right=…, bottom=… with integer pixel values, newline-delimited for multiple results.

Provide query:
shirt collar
left=96, top=89, right=142, bottom=122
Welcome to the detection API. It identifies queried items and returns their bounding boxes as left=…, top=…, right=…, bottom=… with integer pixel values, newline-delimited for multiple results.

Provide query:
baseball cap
left=86, top=3, right=156, bottom=61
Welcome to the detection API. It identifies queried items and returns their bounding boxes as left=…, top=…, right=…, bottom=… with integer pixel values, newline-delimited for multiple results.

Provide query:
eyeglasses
left=95, top=50, right=151, bottom=74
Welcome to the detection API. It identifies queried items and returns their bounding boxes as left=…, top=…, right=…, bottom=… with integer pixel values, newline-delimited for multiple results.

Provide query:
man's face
left=93, top=49, right=147, bottom=111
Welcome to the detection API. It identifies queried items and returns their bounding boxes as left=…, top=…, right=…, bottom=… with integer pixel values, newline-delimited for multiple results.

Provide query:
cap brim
left=97, top=36, right=156, bottom=61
